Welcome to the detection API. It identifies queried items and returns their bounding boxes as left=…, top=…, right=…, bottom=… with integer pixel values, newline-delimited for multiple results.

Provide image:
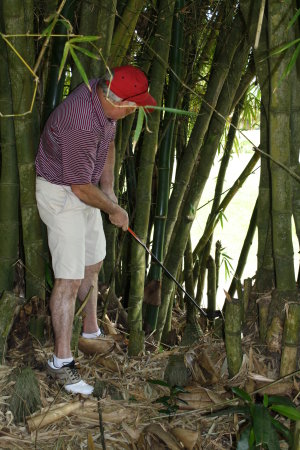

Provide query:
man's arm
left=99, top=140, right=117, bottom=203
left=71, top=183, right=128, bottom=231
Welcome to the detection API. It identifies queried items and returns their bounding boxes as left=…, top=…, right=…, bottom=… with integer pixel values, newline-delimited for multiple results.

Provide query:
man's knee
left=54, top=278, right=82, bottom=296
left=85, top=261, right=102, bottom=276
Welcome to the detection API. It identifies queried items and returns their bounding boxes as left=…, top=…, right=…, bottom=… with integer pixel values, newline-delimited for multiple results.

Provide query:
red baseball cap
left=105, top=66, right=157, bottom=112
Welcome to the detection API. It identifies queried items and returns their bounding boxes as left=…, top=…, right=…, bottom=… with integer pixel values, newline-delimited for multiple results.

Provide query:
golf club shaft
left=127, top=227, right=207, bottom=318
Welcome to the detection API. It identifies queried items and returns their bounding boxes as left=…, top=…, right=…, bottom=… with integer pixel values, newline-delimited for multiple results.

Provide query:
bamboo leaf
left=263, top=394, right=268, bottom=408
left=72, top=44, right=100, bottom=60
left=270, top=417, right=292, bottom=444
left=58, top=42, right=70, bottom=81
left=252, top=404, right=280, bottom=449
left=282, top=43, right=300, bottom=78
left=56, top=18, right=73, bottom=32
left=269, top=38, right=300, bottom=57
left=154, top=395, right=171, bottom=405
left=171, top=386, right=188, bottom=395
left=231, top=387, right=252, bottom=403
left=45, top=263, right=54, bottom=289
left=249, top=427, right=255, bottom=448
left=132, top=107, right=144, bottom=152
left=69, top=35, right=101, bottom=44
left=41, top=22, right=55, bottom=38
left=270, top=404, right=300, bottom=421
left=141, top=104, right=197, bottom=117
left=69, top=46, right=91, bottom=91
left=288, top=8, right=300, bottom=29
left=268, top=395, right=295, bottom=408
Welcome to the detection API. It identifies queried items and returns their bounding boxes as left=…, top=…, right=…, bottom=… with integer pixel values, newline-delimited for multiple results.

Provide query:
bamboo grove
left=1, top=0, right=300, bottom=380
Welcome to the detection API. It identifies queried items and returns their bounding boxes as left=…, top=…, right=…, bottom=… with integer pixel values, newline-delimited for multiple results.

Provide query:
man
left=35, top=65, right=156, bottom=395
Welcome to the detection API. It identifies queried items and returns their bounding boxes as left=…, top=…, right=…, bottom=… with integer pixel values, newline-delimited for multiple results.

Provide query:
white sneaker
left=47, top=359, right=94, bottom=395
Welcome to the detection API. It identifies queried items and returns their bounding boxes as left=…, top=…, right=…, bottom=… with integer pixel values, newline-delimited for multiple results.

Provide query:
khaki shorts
left=36, top=177, right=106, bottom=279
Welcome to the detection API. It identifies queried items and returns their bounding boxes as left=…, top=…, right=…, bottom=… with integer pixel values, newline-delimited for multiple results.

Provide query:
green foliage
left=58, top=36, right=103, bottom=88
left=239, top=83, right=261, bottom=131
left=218, top=243, right=233, bottom=280
left=147, top=379, right=188, bottom=419
left=216, top=387, right=300, bottom=449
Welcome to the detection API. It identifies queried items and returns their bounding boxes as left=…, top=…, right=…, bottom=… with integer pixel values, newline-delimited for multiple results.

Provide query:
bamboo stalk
left=257, top=294, right=271, bottom=343
left=207, top=256, right=216, bottom=324
left=145, top=0, right=185, bottom=333
left=227, top=200, right=258, bottom=300
left=280, top=302, right=300, bottom=376
left=243, top=277, right=252, bottom=317
left=127, top=0, right=176, bottom=343
left=225, top=297, right=243, bottom=378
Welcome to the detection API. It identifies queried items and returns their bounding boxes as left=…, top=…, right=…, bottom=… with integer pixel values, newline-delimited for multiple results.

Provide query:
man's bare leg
left=50, top=278, right=81, bottom=358
left=77, top=261, right=102, bottom=333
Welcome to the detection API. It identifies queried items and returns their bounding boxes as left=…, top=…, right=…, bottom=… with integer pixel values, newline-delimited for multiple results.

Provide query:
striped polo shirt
left=35, top=79, right=116, bottom=185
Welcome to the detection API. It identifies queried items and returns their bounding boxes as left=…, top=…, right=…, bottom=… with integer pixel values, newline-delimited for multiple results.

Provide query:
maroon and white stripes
left=36, top=79, right=116, bottom=185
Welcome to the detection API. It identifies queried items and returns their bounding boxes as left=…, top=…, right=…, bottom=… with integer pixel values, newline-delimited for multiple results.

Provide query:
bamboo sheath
left=26, top=400, right=95, bottom=431
left=225, top=297, right=243, bottom=377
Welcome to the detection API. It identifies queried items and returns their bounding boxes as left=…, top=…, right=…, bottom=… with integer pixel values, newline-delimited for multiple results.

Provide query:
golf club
left=127, top=227, right=208, bottom=318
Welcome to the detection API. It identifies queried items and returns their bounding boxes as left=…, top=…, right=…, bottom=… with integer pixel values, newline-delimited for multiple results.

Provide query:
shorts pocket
left=36, top=180, right=68, bottom=215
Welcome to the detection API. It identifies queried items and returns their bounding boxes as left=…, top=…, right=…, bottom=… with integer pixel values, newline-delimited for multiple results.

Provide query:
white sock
left=53, top=354, right=73, bottom=368
left=82, top=328, right=102, bottom=339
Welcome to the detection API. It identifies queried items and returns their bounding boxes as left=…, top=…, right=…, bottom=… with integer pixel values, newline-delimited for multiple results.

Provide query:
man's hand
left=71, top=184, right=128, bottom=230
left=109, top=204, right=128, bottom=231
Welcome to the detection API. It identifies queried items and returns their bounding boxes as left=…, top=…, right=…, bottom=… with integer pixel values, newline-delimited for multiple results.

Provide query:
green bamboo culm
left=109, top=0, right=145, bottom=67
left=240, top=0, right=275, bottom=293
left=0, top=25, right=19, bottom=293
left=206, top=255, right=216, bottom=325
left=42, top=0, right=77, bottom=126
left=227, top=199, right=258, bottom=300
left=181, top=238, right=202, bottom=344
left=127, top=0, right=176, bottom=344
left=266, top=0, right=297, bottom=369
left=225, top=297, right=243, bottom=378
left=128, top=329, right=145, bottom=356
left=2, top=0, right=45, bottom=299
left=163, top=7, right=247, bottom=255
left=193, top=99, right=242, bottom=305
left=243, top=277, right=252, bottom=321
left=215, top=240, right=222, bottom=293
left=156, top=11, right=251, bottom=343
left=144, top=0, right=185, bottom=333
